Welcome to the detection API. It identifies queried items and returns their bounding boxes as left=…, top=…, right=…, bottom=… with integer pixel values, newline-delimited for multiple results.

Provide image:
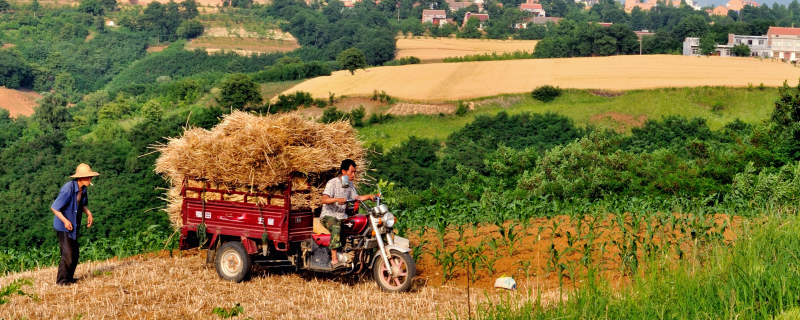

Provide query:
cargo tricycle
left=178, top=176, right=416, bottom=293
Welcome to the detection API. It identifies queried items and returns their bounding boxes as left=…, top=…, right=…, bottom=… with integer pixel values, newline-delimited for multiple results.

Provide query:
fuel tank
left=341, top=214, right=369, bottom=235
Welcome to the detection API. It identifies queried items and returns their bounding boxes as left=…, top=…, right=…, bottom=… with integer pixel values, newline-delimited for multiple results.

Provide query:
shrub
left=455, top=102, right=468, bottom=116
left=531, top=85, right=562, bottom=102
left=270, top=91, right=313, bottom=113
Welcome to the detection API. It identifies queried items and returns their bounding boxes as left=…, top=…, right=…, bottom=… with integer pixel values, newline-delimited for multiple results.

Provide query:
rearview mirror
left=341, top=175, right=350, bottom=188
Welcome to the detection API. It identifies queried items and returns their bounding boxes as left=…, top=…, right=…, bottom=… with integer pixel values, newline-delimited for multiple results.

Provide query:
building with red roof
left=519, top=3, right=545, bottom=17
left=768, top=27, right=800, bottom=61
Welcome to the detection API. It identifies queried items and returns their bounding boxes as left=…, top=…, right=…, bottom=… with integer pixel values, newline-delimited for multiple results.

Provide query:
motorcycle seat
left=312, top=218, right=331, bottom=235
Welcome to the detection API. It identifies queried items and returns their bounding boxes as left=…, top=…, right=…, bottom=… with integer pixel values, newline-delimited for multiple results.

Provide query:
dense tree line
left=369, top=84, right=800, bottom=209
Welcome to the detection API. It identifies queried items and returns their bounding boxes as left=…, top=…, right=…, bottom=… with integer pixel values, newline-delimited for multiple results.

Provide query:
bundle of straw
left=154, top=111, right=366, bottom=228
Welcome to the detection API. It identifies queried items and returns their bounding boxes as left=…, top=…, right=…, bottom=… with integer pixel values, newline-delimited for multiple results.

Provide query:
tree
left=176, top=19, right=204, bottom=38
left=29, top=0, right=39, bottom=12
left=337, top=48, right=367, bottom=75
left=95, top=16, right=106, bottom=32
left=0, top=0, right=10, bottom=12
left=217, top=73, right=262, bottom=110
left=699, top=35, right=716, bottom=55
left=0, top=52, right=32, bottom=89
left=731, top=43, right=751, bottom=57
left=78, top=0, right=104, bottom=15
left=33, top=94, right=71, bottom=131
left=459, top=17, right=482, bottom=39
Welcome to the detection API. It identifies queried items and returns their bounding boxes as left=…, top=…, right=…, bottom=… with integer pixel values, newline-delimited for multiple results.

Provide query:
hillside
left=0, top=88, right=41, bottom=117
left=357, top=87, right=777, bottom=148
left=395, top=37, right=538, bottom=61
left=283, top=55, right=800, bottom=102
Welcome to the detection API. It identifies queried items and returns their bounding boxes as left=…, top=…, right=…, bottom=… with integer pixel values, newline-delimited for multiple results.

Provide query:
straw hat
left=71, top=163, right=100, bottom=178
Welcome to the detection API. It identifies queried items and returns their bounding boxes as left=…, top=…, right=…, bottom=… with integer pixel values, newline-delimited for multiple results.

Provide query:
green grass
left=358, top=86, right=777, bottom=148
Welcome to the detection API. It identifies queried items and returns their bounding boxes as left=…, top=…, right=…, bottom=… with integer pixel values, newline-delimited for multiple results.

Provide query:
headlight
left=382, top=212, right=396, bottom=228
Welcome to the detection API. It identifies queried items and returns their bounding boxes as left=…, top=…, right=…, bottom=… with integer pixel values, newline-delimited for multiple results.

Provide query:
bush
left=455, top=102, right=468, bottom=116
left=367, top=112, right=393, bottom=125
left=269, top=91, right=313, bottom=113
left=531, top=85, right=562, bottom=102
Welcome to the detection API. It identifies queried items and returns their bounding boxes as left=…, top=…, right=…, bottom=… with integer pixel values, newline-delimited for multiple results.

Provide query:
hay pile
left=154, top=111, right=366, bottom=228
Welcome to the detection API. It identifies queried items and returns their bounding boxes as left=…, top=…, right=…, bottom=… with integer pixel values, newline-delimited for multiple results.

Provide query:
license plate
left=393, top=236, right=410, bottom=248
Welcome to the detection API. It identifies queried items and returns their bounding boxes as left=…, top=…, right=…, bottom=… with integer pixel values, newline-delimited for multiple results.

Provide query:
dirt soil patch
left=590, top=112, right=648, bottom=132
left=589, top=90, right=626, bottom=97
left=0, top=87, right=41, bottom=117
left=298, top=97, right=389, bottom=119
left=387, top=103, right=456, bottom=116
left=146, top=45, right=169, bottom=53
left=1, top=43, right=16, bottom=49
left=411, top=214, right=740, bottom=291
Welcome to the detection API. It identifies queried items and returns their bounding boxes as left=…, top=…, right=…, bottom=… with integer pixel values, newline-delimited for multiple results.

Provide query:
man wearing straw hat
left=51, top=163, right=99, bottom=286
left=320, top=159, right=377, bottom=267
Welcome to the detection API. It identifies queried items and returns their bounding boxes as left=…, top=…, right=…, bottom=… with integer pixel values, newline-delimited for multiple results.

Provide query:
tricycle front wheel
left=373, top=250, right=416, bottom=293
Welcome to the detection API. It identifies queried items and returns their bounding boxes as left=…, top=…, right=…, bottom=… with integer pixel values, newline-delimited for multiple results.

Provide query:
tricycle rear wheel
left=373, top=250, right=416, bottom=293
left=215, top=241, right=252, bottom=282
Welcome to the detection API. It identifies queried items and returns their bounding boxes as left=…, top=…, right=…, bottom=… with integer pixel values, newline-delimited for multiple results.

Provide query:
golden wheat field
left=0, top=251, right=554, bottom=320
left=395, top=37, right=539, bottom=61
left=284, top=55, right=800, bottom=102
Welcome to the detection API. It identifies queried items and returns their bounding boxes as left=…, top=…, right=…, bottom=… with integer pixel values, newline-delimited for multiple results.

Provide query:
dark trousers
left=56, top=231, right=79, bottom=285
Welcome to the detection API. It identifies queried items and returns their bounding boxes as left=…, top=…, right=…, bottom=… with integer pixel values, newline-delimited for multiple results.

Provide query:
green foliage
left=623, top=116, right=719, bottom=153
left=0, top=51, right=33, bottom=89
left=118, top=0, right=200, bottom=42
left=217, top=73, right=263, bottom=110
left=458, top=17, right=482, bottom=39
left=107, top=47, right=280, bottom=92
left=78, top=0, right=104, bottom=16
left=176, top=19, right=204, bottom=39
left=250, top=61, right=331, bottom=82
left=370, top=137, right=442, bottom=190
left=213, top=303, right=244, bottom=318
left=319, top=105, right=366, bottom=127
left=384, top=56, right=421, bottom=66
left=269, top=91, right=313, bottom=113
left=534, top=21, right=639, bottom=58
left=141, top=99, right=165, bottom=122
left=699, top=35, right=717, bottom=56
left=0, top=0, right=10, bottom=12
left=337, top=48, right=367, bottom=75
left=0, top=278, right=37, bottom=304
left=731, top=43, right=751, bottom=57
left=531, top=85, right=562, bottom=102
left=443, top=50, right=535, bottom=63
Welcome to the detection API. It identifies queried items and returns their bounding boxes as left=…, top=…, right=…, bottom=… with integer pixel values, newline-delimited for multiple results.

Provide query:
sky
left=688, top=0, right=794, bottom=7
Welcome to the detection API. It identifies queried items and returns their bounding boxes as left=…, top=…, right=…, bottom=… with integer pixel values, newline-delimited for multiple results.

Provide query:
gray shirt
left=320, top=177, right=358, bottom=220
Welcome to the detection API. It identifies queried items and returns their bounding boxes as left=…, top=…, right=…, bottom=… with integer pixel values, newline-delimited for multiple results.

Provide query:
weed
left=0, top=278, right=38, bottom=305
left=212, top=303, right=244, bottom=318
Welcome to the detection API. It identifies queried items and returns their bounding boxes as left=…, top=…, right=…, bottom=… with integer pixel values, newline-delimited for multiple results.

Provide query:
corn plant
left=456, top=243, right=485, bottom=284
left=431, top=247, right=459, bottom=283
left=0, top=278, right=37, bottom=305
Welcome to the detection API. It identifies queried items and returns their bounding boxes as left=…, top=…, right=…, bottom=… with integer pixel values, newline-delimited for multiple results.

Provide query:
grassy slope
left=358, top=87, right=777, bottom=148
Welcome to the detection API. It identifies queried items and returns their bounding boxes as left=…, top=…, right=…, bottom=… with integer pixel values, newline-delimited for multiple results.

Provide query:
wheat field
left=395, top=37, right=539, bottom=60
left=284, top=55, right=800, bottom=102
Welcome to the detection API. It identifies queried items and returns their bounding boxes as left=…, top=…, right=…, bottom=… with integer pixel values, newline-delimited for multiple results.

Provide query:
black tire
left=373, top=250, right=416, bottom=293
left=215, top=242, right=252, bottom=282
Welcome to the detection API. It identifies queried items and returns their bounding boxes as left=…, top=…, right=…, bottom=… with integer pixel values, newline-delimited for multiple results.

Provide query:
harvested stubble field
left=285, top=55, right=800, bottom=102
left=395, top=37, right=539, bottom=61
left=0, top=213, right=739, bottom=319
left=0, top=250, right=538, bottom=319
left=0, top=87, right=41, bottom=117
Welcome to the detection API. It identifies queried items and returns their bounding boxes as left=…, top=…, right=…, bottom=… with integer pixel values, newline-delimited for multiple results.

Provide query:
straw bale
left=154, top=111, right=366, bottom=228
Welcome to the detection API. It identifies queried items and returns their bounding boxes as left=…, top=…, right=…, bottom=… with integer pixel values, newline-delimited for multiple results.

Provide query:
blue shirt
left=51, top=180, right=88, bottom=240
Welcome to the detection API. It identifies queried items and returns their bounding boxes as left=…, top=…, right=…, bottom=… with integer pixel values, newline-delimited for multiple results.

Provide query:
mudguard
left=369, top=245, right=413, bottom=269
